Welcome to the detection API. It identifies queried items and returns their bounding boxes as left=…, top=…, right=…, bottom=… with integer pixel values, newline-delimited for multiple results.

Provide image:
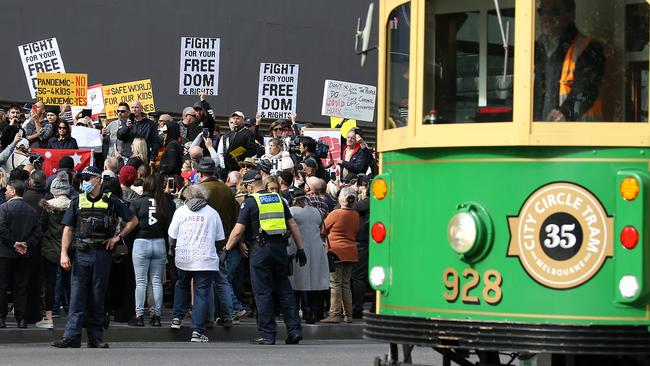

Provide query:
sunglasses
left=273, top=128, right=282, bottom=131
left=117, top=110, right=128, bottom=113
left=58, top=126, right=67, bottom=130
left=537, top=7, right=562, bottom=16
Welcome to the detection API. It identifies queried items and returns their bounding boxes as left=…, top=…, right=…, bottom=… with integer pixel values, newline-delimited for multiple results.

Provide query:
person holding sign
left=116, top=101, right=159, bottom=165
left=336, top=129, right=370, bottom=177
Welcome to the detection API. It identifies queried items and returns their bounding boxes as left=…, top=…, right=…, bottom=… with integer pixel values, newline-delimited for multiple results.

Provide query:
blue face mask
left=81, top=180, right=95, bottom=193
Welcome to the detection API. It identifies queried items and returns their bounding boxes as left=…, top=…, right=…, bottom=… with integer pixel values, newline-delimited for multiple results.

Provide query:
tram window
left=534, top=0, right=649, bottom=122
left=386, top=3, right=410, bottom=130
left=423, top=2, right=515, bottom=124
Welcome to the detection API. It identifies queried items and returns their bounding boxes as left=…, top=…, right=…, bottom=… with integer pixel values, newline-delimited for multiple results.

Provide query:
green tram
left=363, top=0, right=650, bottom=364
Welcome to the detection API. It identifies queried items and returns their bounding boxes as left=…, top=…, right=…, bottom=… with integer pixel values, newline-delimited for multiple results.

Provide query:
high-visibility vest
left=251, top=192, right=287, bottom=235
left=559, top=34, right=602, bottom=121
left=77, top=192, right=114, bottom=241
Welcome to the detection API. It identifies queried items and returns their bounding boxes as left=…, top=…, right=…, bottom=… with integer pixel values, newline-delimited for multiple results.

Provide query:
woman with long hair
left=129, top=175, right=174, bottom=326
left=131, top=138, right=148, bottom=162
left=320, top=186, right=359, bottom=323
left=46, top=121, right=78, bottom=149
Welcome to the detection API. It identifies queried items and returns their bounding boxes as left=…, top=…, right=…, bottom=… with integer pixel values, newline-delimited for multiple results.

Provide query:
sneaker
left=170, top=318, right=182, bottom=329
left=222, top=319, right=233, bottom=328
left=233, top=309, right=247, bottom=319
left=35, top=319, right=54, bottom=329
left=190, top=331, right=209, bottom=343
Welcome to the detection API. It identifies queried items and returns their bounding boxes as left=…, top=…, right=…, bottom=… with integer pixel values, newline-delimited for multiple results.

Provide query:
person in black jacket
left=159, top=120, right=182, bottom=177
left=0, top=105, right=21, bottom=150
left=116, top=101, right=159, bottom=165
left=337, top=129, right=370, bottom=177
left=0, top=180, right=42, bottom=328
left=47, top=121, right=78, bottom=150
left=129, top=175, right=174, bottom=327
left=217, top=111, right=258, bottom=173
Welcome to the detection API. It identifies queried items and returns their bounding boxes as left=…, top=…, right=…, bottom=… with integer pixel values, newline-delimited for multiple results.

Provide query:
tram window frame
left=385, top=2, right=412, bottom=130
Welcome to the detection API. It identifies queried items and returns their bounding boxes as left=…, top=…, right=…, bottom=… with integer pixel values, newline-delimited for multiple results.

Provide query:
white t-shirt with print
left=168, top=204, right=225, bottom=271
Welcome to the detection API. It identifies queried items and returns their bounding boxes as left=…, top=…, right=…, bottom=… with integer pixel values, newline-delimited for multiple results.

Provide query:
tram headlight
left=619, top=275, right=640, bottom=299
left=447, top=212, right=478, bottom=254
left=369, top=266, right=386, bottom=287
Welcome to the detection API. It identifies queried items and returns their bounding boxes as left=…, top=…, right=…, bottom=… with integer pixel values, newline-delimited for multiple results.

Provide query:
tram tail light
left=371, top=178, right=388, bottom=200
left=620, top=226, right=639, bottom=250
left=371, top=222, right=386, bottom=243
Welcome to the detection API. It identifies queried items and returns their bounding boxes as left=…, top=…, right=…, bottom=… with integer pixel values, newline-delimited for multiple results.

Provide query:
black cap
left=242, top=170, right=262, bottom=184
left=257, top=159, right=272, bottom=173
left=192, top=101, right=204, bottom=109
left=45, top=106, right=60, bottom=115
left=302, top=157, right=318, bottom=169
left=80, top=109, right=92, bottom=118
left=195, top=157, right=217, bottom=173
left=243, top=118, right=254, bottom=126
left=22, top=103, right=32, bottom=111
left=81, top=166, right=102, bottom=178
left=276, top=171, right=293, bottom=185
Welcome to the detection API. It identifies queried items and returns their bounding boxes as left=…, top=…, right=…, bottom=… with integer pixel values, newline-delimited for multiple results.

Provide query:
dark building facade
left=0, top=0, right=378, bottom=124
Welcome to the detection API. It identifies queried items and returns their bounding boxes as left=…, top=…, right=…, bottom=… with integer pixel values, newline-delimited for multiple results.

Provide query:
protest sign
left=321, top=80, right=376, bottom=122
left=36, top=73, right=87, bottom=106
left=257, top=63, right=299, bottom=119
left=330, top=117, right=357, bottom=137
left=18, top=37, right=65, bottom=98
left=32, top=148, right=92, bottom=177
left=303, top=128, right=341, bottom=179
left=102, top=79, right=155, bottom=120
left=71, top=125, right=102, bottom=150
left=71, top=84, right=104, bottom=119
left=179, top=37, right=220, bottom=95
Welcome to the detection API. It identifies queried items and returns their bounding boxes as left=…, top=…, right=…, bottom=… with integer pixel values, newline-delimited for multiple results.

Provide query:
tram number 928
left=443, top=269, right=503, bottom=305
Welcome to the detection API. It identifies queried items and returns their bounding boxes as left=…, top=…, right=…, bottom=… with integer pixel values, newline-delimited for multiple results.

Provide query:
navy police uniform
left=237, top=190, right=302, bottom=343
left=61, top=189, right=134, bottom=344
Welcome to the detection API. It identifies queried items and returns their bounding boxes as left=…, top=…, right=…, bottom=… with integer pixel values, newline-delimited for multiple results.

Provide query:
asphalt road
left=0, top=340, right=443, bottom=366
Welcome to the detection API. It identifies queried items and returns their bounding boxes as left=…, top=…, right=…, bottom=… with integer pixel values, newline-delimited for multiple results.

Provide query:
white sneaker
left=233, top=309, right=247, bottom=319
left=35, top=319, right=53, bottom=329
left=190, top=331, right=209, bottom=343
left=170, top=318, right=182, bottom=329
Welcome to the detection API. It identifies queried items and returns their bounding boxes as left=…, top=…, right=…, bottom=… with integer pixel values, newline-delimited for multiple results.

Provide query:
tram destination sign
left=18, top=37, right=66, bottom=99
left=321, top=79, right=376, bottom=122
left=179, top=37, right=220, bottom=96
left=257, top=63, right=299, bottom=119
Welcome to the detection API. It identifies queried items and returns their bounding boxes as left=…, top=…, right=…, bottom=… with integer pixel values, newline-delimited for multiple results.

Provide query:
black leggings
left=41, top=259, right=59, bottom=312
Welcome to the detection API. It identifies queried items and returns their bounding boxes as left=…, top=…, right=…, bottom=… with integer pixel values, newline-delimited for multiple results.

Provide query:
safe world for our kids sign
left=257, top=63, right=299, bottom=119
left=18, top=37, right=65, bottom=98
left=321, top=80, right=376, bottom=122
left=36, top=73, right=88, bottom=106
left=102, top=80, right=155, bottom=120
left=179, top=37, right=220, bottom=95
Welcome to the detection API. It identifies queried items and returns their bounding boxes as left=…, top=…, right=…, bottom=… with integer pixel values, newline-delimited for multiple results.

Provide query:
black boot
left=52, top=338, right=81, bottom=348
left=151, top=315, right=161, bottom=327
left=0, top=318, right=5, bottom=328
left=128, top=315, right=144, bottom=327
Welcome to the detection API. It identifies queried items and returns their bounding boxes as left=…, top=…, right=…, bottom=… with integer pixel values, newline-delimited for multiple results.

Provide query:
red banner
left=31, top=148, right=93, bottom=177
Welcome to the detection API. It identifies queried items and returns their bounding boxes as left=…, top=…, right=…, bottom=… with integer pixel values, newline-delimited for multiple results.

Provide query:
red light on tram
left=620, top=226, right=639, bottom=250
left=371, top=222, right=386, bottom=243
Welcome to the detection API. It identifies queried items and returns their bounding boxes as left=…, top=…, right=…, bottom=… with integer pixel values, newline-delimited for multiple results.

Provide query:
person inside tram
left=534, top=0, right=605, bottom=122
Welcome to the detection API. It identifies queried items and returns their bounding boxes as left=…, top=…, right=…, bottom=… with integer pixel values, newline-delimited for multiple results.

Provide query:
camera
left=128, top=113, right=135, bottom=122
left=288, top=135, right=302, bottom=155
left=27, top=152, right=44, bottom=171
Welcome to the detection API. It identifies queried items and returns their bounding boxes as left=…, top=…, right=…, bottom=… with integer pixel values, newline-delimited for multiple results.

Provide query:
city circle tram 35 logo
left=507, top=182, right=613, bottom=289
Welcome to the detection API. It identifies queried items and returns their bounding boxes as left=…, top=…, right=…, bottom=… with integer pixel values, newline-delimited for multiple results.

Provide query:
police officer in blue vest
left=225, top=170, right=307, bottom=345
left=52, top=166, right=138, bottom=348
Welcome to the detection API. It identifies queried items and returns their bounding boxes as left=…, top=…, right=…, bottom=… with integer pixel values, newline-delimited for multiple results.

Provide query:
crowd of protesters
left=0, top=93, right=376, bottom=343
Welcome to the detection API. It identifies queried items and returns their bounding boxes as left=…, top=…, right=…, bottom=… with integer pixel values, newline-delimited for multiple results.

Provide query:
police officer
left=225, top=170, right=307, bottom=345
left=52, top=166, right=138, bottom=348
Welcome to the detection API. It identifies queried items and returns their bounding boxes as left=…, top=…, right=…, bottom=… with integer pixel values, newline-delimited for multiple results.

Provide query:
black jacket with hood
left=159, top=121, right=182, bottom=176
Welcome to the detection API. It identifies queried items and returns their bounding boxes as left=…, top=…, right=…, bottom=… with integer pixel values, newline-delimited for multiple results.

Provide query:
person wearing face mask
left=52, top=166, right=138, bottom=349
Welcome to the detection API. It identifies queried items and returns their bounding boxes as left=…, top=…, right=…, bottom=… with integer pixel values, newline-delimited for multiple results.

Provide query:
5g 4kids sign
left=507, top=182, right=613, bottom=289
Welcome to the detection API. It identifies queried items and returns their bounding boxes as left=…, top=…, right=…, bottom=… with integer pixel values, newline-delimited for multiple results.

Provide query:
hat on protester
left=302, top=157, right=318, bottom=169
left=243, top=118, right=254, bottom=126
left=81, top=166, right=102, bottom=178
left=118, top=165, right=137, bottom=187
left=45, top=106, right=60, bottom=115
left=276, top=170, right=294, bottom=186
left=195, top=157, right=218, bottom=173
left=292, top=188, right=307, bottom=201
left=238, top=157, right=257, bottom=169
left=80, top=109, right=92, bottom=118
left=101, top=170, right=116, bottom=179
left=59, top=156, right=74, bottom=170
left=257, top=159, right=272, bottom=174
left=242, top=170, right=262, bottom=184
left=15, top=138, right=29, bottom=151
left=50, top=172, right=71, bottom=196
left=22, top=103, right=32, bottom=111
left=192, top=101, right=204, bottom=109
left=280, top=152, right=294, bottom=170
left=231, top=111, right=244, bottom=118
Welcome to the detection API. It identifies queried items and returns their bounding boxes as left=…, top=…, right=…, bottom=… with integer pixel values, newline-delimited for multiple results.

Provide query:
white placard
left=257, top=63, right=299, bottom=119
left=71, top=125, right=102, bottom=150
left=321, top=79, right=376, bottom=122
left=179, top=37, right=220, bottom=95
left=18, top=37, right=66, bottom=98
left=71, top=84, right=104, bottom=119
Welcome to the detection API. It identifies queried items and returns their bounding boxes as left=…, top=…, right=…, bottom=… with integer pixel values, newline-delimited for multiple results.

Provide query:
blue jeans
left=63, top=247, right=112, bottom=342
left=207, top=255, right=234, bottom=321
left=224, top=249, right=245, bottom=311
left=132, top=238, right=166, bottom=317
left=173, top=269, right=215, bottom=334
